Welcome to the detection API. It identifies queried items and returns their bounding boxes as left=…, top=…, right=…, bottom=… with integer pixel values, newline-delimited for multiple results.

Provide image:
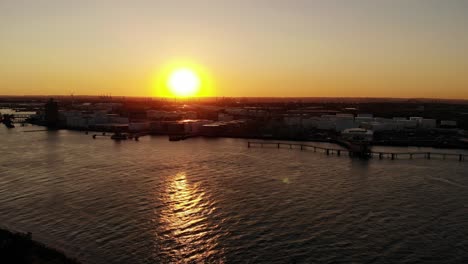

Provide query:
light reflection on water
left=158, top=172, right=224, bottom=263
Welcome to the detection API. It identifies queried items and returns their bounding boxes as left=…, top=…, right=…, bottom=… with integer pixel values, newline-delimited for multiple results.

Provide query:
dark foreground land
left=0, top=229, right=79, bottom=264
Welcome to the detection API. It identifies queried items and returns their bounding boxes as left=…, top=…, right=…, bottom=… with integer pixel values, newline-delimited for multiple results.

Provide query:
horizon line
left=1, top=94, right=468, bottom=102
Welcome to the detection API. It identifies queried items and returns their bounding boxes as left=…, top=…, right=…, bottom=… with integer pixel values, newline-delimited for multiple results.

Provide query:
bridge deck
left=247, top=141, right=467, bottom=161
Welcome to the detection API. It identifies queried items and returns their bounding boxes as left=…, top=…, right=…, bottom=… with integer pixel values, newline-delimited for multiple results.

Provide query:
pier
left=91, top=132, right=148, bottom=141
left=247, top=141, right=467, bottom=162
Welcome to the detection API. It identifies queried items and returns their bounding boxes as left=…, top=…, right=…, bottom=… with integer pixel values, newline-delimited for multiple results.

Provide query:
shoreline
left=13, top=123, right=468, bottom=151
left=0, top=228, right=80, bottom=264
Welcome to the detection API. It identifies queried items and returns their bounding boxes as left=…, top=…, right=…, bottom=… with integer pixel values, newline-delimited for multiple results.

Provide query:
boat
left=168, top=134, right=189, bottom=141
left=111, top=132, right=128, bottom=140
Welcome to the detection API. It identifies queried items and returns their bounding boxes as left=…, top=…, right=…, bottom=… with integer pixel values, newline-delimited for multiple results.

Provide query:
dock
left=247, top=141, right=467, bottom=162
left=90, top=132, right=148, bottom=141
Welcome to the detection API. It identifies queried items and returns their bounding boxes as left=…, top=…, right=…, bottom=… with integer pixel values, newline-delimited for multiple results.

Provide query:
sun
left=167, top=68, right=200, bottom=97
left=152, top=60, right=214, bottom=97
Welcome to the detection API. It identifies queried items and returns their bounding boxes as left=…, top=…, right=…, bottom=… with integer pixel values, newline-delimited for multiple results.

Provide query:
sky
left=1, top=0, right=468, bottom=99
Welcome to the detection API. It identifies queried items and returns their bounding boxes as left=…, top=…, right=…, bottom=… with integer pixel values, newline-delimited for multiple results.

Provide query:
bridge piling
left=246, top=141, right=466, bottom=162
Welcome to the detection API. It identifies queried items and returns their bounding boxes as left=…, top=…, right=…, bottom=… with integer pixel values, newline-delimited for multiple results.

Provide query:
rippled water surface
left=1, top=126, right=468, bottom=263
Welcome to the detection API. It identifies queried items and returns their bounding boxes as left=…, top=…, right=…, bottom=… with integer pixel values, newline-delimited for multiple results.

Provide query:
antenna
left=70, top=91, right=75, bottom=107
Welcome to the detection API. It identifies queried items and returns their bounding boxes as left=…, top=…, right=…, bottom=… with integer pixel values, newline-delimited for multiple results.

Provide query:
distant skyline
left=1, top=0, right=468, bottom=99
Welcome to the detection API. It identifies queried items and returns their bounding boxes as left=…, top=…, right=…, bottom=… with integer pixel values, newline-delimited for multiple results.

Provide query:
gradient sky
left=1, top=0, right=468, bottom=98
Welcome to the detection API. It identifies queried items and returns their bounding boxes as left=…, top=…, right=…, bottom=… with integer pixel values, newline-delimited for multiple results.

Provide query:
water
left=1, top=126, right=468, bottom=263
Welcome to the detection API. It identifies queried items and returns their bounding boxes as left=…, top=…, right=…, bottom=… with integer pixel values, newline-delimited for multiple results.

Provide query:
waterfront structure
left=147, top=110, right=181, bottom=120
left=20, top=99, right=462, bottom=145
left=62, top=111, right=129, bottom=129
left=283, top=113, right=452, bottom=133
left=129, top=122, right=151, bottom=132
left=1, top=114, right=15, bottom=128
left=441, top=120, right=457, bottom=128
left=45, top=99, right=59, bottom=127
left=201, top=120, right=249, bottom=137
left=341, top=128, right=374, bottom=142
left=248, top=141, right=467, bottom=161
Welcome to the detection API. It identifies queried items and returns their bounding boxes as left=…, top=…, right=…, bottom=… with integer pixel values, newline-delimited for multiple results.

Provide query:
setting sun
left=167, top=68, right=200, bottom=97
left=152, top=60, right=213, bottom=98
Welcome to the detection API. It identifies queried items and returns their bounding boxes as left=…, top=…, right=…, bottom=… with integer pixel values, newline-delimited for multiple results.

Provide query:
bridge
left=247, top=141, right=467, bottom=162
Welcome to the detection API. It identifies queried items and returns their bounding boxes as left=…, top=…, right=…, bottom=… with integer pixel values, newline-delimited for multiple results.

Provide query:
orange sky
left=1, top=1, right=468, bottom=99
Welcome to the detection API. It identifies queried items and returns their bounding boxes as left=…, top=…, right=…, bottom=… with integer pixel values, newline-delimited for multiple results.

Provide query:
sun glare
left=168, top=68, right=200, bottom=97
left=153, top=60, right=213, bottom=98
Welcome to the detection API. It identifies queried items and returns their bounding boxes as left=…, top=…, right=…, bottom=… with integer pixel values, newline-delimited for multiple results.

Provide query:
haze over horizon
left=2, top=0, right=468, bottom=99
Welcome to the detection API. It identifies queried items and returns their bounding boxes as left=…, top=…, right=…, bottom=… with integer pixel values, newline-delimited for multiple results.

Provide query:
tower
left=45, top=98, right=59, bottom=127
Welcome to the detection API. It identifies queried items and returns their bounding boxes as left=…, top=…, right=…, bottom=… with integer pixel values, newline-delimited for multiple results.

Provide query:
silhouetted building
left=45, top=98, right=59, bottom=127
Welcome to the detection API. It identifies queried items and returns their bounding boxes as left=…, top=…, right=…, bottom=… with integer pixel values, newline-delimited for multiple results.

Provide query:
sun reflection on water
left=158, top=172, right=224, bottom=262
